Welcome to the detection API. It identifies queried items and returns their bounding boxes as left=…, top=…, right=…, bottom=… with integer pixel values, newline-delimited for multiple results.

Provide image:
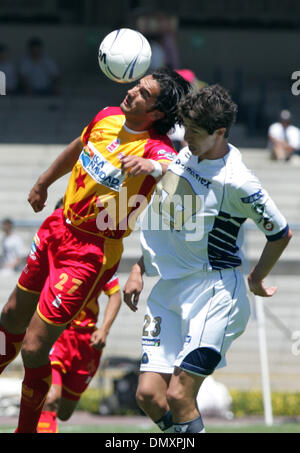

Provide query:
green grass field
left=1, top=422, right=299, bottom=433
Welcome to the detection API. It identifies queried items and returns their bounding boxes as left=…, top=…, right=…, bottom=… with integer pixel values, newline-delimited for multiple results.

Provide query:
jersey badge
left=107, top=138, right=121, bottom=153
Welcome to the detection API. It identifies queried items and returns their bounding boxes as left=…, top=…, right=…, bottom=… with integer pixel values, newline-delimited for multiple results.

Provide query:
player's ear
left=149, top=109, right=165, bottom=121
left=216, top=127, right=226, bottom=137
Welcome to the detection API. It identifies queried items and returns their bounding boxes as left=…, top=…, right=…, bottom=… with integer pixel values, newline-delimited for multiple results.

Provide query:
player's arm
left=120, top=155, right=168, bottom=178
left=120, top=141, right=177, bottom=178
left=90, top=290, right=122, bottom=350
left=248, top=228, right=292, bottom=297
left=232, top=176, right=292, bottom=297
left=123, top=256, right=145, bottom=312
left=28, top=136, right=82, bottom=212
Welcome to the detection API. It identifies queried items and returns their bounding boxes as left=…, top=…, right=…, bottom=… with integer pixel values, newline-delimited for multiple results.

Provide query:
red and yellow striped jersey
left=63, top=107, right=177, bottom=239
left=70, top=273, right=120, bottom=330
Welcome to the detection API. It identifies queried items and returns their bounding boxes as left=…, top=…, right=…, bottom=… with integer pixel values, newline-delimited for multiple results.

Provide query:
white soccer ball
left=98, top=28, right=152, bottom=84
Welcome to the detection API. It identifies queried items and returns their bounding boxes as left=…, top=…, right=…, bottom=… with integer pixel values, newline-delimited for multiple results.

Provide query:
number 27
left=54, top=272, right=83, bottom=295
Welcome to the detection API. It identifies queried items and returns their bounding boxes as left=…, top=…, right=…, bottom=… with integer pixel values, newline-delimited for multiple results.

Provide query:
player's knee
left=136, top=383, right=160, bottom=411
left=0, top=295, right=20, bottom=329
left=166, top=385, right=185, bottom=410
left=21, top=335, right=46, bottom=367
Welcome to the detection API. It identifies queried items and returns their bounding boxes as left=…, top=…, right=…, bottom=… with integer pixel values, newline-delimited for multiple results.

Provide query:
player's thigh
left=0, top=286, right=40, bottom=333
left=174, top=268, right=250, bottom=375
left=140, top=280, right=183, bottom=374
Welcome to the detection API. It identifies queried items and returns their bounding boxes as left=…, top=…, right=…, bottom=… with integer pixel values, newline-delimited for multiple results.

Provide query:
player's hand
left=247, top=274, right=277, bottom=297
left=28, top=183, right=48, bottom=212
left=90, top=328, right=107, bottom=350
left=123, top=269, right=144, bottom=312
left=121, top=155, right=155, bottom=176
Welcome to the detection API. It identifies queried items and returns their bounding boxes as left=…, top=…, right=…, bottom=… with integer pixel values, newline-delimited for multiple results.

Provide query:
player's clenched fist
left=28, top=182, right=48, bottom=212
left=121, top=155, right=156, bottom=176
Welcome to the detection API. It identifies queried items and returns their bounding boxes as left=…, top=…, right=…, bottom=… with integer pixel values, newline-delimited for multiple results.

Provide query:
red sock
left=0, top=324, right=25, bottom=375
left=17, top=362, right=52, bottom=433
left=37, top=410, right=58, bottom=433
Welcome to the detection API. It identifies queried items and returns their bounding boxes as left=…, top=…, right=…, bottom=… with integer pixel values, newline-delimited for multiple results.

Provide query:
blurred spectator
left=156, top=12, right=180, bottom=70
left=19, top=37, right=60, bottom=96
left=0, top=44, right=18, bottom=94
left=0, top=218, right=26, bottom=275
left=268, top=110, right=300, bottom=161
left=136, top=13, right=166, bottom=71
left=136, top=10, right=180, bottom=71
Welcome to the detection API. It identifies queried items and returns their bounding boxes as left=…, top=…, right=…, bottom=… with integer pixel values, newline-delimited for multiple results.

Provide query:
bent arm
left=248, top=228, right=292, bottom=297
left=123, top=256, right=145, bottom=312
left=90, top=291, right=122, bottom=350
left=28, top=136, right=82, bottom=212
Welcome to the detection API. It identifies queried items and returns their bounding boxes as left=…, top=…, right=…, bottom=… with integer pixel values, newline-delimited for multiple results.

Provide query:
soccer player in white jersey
left=123, top=84, right=292, bottom=434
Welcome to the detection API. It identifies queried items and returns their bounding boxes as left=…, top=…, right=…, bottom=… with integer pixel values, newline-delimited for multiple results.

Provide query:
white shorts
left=140, top=268, right=250, bottom=376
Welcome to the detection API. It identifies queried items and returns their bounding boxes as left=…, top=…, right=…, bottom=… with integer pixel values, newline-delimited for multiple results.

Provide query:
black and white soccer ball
left=98, top=28, right=152, bottom=84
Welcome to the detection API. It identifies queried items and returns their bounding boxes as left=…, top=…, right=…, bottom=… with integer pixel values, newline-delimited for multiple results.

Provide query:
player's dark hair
left=179, top=84, right=238, bottom=138
left=151, top=68, right=191, bottom=135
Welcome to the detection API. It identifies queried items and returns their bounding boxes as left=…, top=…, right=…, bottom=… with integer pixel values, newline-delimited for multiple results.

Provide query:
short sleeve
left=103, top=273, right=120, bottom=295
left=230, top=174, right=289, bottom=241
left=143, top=135, right=177, bottom=164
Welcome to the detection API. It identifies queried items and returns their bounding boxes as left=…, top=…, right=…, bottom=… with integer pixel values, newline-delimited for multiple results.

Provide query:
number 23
left=142, top=314, right=162, bottom=337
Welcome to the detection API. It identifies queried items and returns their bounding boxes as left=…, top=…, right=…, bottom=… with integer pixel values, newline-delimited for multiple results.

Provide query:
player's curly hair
left=179, top=84, right=238, bottom=138
left=151, top=68, right=191, bottom=135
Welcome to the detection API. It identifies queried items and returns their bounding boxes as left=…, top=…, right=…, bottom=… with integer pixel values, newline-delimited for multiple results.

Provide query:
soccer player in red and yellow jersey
left=0, top=68, right=190, bottom=433
left=37, top=274, right=120, bottom=433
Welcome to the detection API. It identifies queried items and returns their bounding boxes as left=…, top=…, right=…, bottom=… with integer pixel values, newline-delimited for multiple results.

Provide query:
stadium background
left=0, top=0, right=300, bottom=426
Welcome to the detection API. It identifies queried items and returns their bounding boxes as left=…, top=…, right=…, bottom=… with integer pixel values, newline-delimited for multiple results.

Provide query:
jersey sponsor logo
left=251, top=202, right=265, bottom=219
left=184, top=335, right=192, bottom=344
left=80, top=141, right=125, bottom=192
left=29, top=233, right=40, bottom=260
left=157, top=149, right=176, bottom=161
left=241, top=189, right=263, bottom=204
left=52, top=294, right=62, bottom=308
left=106, top=138, right=120, bottom=153
left=142, top=338, right=161, bottom=347
left=263, top=219, right=274, bottom=231
left=141, top=352, right=149, bottom=363
left=174, top=158, right=211, bottom=189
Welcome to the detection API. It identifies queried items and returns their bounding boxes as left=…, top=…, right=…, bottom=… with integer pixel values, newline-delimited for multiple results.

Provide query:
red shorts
left=18, top=209, right=123, bottom=325
left=50, top=327, right=102, bottom=401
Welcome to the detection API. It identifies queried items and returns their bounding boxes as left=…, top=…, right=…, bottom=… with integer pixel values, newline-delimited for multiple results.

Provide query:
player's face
left=183, top=119, right=220, bottom=158
left=120, top=75, right=161, bottom=119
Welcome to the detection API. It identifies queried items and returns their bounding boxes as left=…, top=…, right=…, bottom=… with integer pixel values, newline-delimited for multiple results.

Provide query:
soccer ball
left=98, top=28, right=152, bottom=84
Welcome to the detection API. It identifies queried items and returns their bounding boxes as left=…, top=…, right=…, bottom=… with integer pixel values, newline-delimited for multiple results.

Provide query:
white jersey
left=141, top=145, right=288, bottom=279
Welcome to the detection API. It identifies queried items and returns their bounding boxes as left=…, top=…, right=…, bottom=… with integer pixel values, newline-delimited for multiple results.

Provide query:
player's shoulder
left=147, top=128, right=174, bottom=149
left=226, top=144, right=259, bottom=189
left=93, top=106, right=124, bottom=122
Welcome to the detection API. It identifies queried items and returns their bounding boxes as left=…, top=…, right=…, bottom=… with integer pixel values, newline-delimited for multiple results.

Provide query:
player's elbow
left=285, top=227, right=293, bottom=242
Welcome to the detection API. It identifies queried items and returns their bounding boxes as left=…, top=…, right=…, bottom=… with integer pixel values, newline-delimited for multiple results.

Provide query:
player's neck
left=123, top=120, right=149, bottom=133
left=198, top=140, right=229, bottom=162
